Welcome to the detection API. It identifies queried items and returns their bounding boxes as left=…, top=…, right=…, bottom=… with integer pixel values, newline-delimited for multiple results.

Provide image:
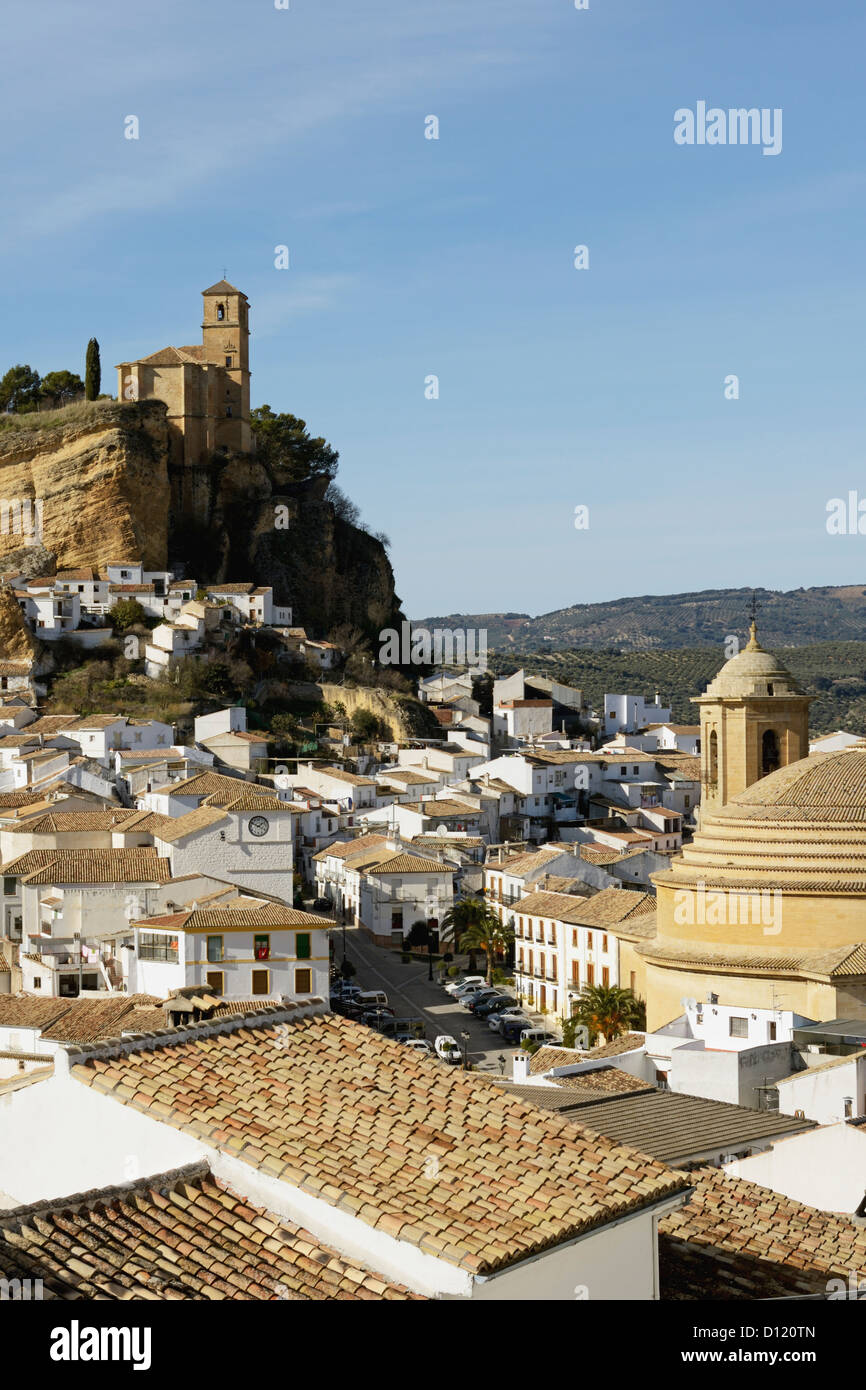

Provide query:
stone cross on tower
left=747, top=589, right=761, bottom=646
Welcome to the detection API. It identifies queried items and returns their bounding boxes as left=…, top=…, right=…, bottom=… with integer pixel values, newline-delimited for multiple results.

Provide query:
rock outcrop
left=0, top=401, right=171, bottom=572
left=0, top=400, right=403, bottom=641
left=0, top=585, right=39, bottom=664
left=318, top=683, right=441, bottom=741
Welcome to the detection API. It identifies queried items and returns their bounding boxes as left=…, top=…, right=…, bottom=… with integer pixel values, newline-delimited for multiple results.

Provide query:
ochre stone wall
left=0, top=401, right=170, bottom=572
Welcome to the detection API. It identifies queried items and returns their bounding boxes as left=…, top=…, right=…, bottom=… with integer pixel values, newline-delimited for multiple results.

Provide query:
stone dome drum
left=656, top=744, right=866, bottom=895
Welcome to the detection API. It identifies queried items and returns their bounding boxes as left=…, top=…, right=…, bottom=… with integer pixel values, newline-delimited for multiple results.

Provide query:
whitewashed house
left=11, top=847, right=173, bottom=997
left=292, top=764, right=383, bottom=813
left=149, top=794, right=295, bottom=903
left=128, top=900, right=328, bottom=1001
left=357, top=851, right=457, bottom=947
left=198, top=729, right=270, bottom=773
left=205, top=583, right=291, bottom=628
left=604, top=693, right=672, bottom=739
left=493, top=699, right=554, bottom=746
left=0, top=1007, right=691, bottom=1300
left=774, top=1051, right=866, bottom=1125
left=144, top=611, right=204, bottom=679
left=194, top=706, right=248, bottom=742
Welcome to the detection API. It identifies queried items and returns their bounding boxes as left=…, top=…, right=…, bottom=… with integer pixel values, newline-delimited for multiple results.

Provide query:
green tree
left=250, top=406, right=339, bottom=482
left=270, top=711, right=299, bottom=738
left=324, top=483, right=360, bottom=524
left=0, top=364, right=41, bottom=414
left=350, top=708, right=381, bottom=741
left=570, top=984, right=643, bottom=1047
left=110, top=598, right=147, bottom=631
left=40, top=370, right=84, bottom=408
left=85, top=338, right=101, bottom=401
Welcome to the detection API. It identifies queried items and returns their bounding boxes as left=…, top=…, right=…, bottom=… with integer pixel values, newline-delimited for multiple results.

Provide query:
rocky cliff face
left=0, top=585, right=39, bottom=664
left=0, top=401, right=402, bottom=640
left=0, top=401, right=170, bottom=573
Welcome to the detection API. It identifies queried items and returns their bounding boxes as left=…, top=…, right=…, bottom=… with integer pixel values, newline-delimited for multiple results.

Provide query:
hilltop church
left=645, top=621, right=866, bottom=1028
left=116, top=280, right=252, bottom=471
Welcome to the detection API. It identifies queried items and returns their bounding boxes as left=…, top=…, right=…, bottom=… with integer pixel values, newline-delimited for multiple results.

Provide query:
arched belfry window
left=709, top=730, right=718, bottom=785
left=217, top=303, right=225, bottom=321
left=762, top=729, right=780, bottom=777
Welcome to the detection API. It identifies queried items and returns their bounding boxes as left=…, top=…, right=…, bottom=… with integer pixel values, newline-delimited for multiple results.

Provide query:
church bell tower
left=692, top=608, right=811, bottom=816
left=201, top=280, right=251, bottom=454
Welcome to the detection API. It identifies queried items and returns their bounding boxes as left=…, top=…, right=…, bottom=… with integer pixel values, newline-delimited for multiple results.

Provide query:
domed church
left=644, top=621, right=866, bottom=1029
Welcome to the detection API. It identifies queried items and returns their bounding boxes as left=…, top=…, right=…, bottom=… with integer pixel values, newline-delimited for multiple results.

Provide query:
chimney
left=512, top=1051, right=531, bottom=1084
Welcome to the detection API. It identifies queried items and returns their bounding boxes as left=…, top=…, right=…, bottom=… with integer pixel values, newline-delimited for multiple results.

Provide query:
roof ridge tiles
left=0, top=1161, right=212, bottom=1228
left=60, top=999, right=327, bottom=1071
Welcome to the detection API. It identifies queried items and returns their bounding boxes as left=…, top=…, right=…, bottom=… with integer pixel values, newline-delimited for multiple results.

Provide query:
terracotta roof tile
left=660, top=1166, right=866, bottom=1299
left=3, top=848, right=172, bottom=885
left=69, top=1011, right=690, bottom=1276
left=8, top=810, right=137, bottom=834
left=0, top=1164, right=419, bottom=1300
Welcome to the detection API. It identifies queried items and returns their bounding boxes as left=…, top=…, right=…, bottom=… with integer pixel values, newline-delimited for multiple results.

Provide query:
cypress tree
left=84, top=338, right=101, bottom=400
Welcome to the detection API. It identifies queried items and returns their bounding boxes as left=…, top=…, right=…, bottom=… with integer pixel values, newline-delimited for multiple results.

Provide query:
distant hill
left=416, top=584, right=866, bottom=653
left=484, top=643, right=866, bottom=737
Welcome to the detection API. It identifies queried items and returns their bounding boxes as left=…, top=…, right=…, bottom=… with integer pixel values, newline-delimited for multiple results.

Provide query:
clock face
left=248, top=815, right=269, bottom=838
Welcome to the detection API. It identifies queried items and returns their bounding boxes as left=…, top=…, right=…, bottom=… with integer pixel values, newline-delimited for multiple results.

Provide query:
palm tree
left=571, top=984, right=643, bottom=1047
left=455, top=908, right=514, bottom=985
left=441, top=897, right=487, bottom=971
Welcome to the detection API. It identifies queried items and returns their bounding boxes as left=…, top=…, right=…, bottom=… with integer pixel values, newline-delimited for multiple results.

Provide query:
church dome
left=700, top=623, right=804, bottom=699
left=655, top=744, right=866, bottom=894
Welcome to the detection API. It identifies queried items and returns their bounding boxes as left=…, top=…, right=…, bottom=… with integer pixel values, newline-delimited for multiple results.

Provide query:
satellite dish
left=681, top=997, right=698, bottom=1012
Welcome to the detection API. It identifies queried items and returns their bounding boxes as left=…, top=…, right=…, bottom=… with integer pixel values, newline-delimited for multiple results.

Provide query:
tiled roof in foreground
left=660, top=1166, right=866, bottom=1299
left=69, top=1009, right=690, bottom=1276
left=0, top=1163, right=418, bottom=1300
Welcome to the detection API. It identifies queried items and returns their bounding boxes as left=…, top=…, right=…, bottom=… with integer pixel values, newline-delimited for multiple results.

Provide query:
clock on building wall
left=248, top=815, right=270, bottom=838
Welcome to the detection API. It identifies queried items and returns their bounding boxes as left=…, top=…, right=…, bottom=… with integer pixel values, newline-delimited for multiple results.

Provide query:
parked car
left=360, top=1008, right=395, bottom=1028
left=313, top=897, right=333, bottom=911
left=460, top=988, right=498, bottom=1009
left=519, top=1027, right=559, bottom=1046
left=501, top=1016, right=537, bottom=1044
left=489, top=1009, right=532, bottom=1033
left=378, top=1017, right=425, bottom=1039
left=450, top=978, right=492, bottom=1000
left=444, top=975, right=486, bottom=996
left=473, top=995, right=516, bottom=1019
left=434, top=1034, right=463, bottom=1064
left=401, top=1038, right=434, bottom=1055
left=357, top=990, right=389, bottom=1010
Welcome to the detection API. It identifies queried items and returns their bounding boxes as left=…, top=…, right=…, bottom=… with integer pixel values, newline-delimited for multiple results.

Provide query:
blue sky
left=3, top=0, right=866, bottom=619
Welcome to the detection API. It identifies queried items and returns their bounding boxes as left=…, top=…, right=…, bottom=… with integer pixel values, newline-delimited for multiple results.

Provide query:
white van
left=357, top=989, right=389, bottom=1009
left=519, top=1027, right=559, bottom=1046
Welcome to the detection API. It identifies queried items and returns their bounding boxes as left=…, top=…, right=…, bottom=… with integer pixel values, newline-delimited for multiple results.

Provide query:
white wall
left=468, top=1204, right=670, bottom=1301
left=0, top=1072, right=204, bottom=1204
left=159, top=811, right=294, bottom=903
left=195, top=707, right=247, bottom=741
left=776, top=1056, right=866, bottom=1125
left=726, top=1124, right=866, bottom=1214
